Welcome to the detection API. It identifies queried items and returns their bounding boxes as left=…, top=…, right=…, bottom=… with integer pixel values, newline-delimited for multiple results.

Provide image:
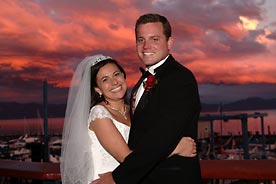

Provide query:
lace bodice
left=86, top=105, right=130, bottom=183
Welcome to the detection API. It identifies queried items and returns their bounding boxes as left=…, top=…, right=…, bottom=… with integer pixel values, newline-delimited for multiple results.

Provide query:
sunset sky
left=1, top=0, right=276, bottom=105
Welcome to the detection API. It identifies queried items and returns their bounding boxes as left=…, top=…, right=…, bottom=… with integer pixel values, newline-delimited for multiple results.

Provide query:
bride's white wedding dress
left=87, top=105, right=130, bottom=182
left=60, top=55, right=130, bottom=184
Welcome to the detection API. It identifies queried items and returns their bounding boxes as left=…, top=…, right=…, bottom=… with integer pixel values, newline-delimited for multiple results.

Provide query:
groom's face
left=136, top=22, right=173, bottom=67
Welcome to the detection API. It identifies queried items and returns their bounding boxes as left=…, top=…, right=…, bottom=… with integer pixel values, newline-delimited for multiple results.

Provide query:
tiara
left=92, top=55, right=112, bottom=66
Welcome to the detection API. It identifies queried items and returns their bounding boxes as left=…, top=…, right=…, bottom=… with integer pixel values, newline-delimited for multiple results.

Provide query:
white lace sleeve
left=88, top=105, right=113, bottom=124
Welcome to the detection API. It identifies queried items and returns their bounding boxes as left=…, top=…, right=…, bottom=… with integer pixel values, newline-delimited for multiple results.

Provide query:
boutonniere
left=143, top=74, right=159, bottom=92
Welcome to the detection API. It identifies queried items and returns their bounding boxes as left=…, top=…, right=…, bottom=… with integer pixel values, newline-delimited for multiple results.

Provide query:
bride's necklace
left=105, top=102, right=127, bottom=120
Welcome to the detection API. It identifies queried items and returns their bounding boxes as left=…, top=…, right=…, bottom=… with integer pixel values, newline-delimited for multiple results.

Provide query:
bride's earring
left=99, top=93, right=102, bottom=98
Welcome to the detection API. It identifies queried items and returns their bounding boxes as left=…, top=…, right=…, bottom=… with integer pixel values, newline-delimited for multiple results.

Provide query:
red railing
left=1, top=159, right=276, bottom=181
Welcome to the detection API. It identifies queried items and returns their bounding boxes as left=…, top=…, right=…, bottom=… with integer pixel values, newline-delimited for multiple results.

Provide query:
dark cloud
left=267, top=30, right=276, bottom=40
left=200, top=29, right=267, bottom=59
left=109, top=24, right=120, bottom=31
left=199, top=83, right=276, bottom=104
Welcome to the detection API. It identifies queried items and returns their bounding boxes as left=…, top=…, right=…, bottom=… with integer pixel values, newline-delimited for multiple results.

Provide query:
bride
left=60, top=54, right=196, bottom=184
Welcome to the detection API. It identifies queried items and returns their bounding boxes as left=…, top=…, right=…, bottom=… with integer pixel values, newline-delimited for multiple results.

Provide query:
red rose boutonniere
left=143, top=74, right=158, bottom=92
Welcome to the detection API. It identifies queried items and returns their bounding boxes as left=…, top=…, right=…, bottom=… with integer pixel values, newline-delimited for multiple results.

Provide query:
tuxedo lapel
left=130, top=73, right=145, bottom=115
left=131, top=77, right=143, bottom=98
left=130, top=68, right=151, bottom=115
left=134, top=90, right=149, bottom=113
left=154, top=55, right=174, bottom=79
left=131, top=81, right=141, bottom=115
left=131, top=67, right=149, bottom=99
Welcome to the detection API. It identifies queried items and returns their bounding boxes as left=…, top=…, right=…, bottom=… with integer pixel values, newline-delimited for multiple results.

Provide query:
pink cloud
left=0, top=0, right=275, bottom=103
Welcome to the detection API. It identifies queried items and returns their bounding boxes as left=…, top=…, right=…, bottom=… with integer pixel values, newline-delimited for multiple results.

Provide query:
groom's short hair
left=135, top=13, right=172, bottom=41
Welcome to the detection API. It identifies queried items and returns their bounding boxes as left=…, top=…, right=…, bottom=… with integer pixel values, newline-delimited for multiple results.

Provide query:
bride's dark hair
left=90, top=59, right=126, bottom=108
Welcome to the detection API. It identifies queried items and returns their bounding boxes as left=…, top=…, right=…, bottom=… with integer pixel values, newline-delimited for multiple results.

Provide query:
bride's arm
left=90, top=117, right=196, bottom=162
left=89, top=118, right=132, bottom=163
left=169, top=137, right=197, bottom=157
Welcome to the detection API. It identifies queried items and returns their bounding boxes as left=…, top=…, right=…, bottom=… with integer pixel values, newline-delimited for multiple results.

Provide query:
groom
left=95, top=13, right=201, bottom=184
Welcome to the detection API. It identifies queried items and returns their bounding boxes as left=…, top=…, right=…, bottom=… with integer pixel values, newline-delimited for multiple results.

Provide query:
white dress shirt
left=134, top=55, right=169, bottom=108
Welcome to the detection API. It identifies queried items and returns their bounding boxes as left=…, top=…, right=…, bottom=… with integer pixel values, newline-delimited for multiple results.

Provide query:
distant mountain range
left=0, top=97, right=276, bottom=119
left=201, top=97, right=276, bottom=112
left=0, top=102, right=66, bottom=120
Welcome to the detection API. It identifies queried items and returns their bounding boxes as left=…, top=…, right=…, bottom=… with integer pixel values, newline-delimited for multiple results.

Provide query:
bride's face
left=94, top=63, right=127, bottom=102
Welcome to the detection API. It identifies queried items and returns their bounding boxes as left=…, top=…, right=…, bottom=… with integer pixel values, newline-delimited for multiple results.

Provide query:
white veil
left=60, top=54, right=112, bottom=184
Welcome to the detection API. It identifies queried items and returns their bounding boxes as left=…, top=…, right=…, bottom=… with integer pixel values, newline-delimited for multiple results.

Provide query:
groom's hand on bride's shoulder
left=91, top=172, right=115, bottom=184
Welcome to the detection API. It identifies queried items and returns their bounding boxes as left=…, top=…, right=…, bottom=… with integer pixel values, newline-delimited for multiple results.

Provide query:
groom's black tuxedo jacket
left=113, top=55, right=201, bottom=184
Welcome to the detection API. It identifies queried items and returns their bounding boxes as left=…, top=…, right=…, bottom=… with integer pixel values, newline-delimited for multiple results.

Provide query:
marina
left=0, top=109, right=276, bottom=183
left=0, top=110, right=276, bottom=162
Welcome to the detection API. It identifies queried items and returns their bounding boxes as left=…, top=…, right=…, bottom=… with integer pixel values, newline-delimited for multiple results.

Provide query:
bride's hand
left=91, top=172, right=115, bottom=184
left=170, top=137, right=197, bottom=157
